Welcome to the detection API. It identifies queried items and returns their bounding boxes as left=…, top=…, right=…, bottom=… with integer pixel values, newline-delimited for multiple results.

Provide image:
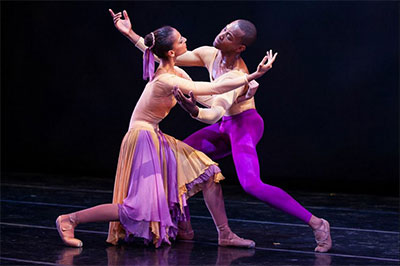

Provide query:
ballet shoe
left=313, top=218, right=332, bottom=253
left=218, top=232, right=256, bottom=249
left=56, top=214, right=83, bottom=248
left=176, top=221, right=194, bottom=240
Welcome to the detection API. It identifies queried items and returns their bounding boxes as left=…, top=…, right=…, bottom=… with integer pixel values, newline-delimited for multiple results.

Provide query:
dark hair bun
left=143, top=26, right=175, bottom=59
left=144, top=33, right=154, bottom=48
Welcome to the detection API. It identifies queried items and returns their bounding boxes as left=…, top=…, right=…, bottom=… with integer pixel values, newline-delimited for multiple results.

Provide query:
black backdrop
left=2, top=1, right=398, bottom=195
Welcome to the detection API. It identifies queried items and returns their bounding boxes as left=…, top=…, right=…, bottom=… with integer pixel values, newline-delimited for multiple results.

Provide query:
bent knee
left=241, top=182, right=264, bottom=195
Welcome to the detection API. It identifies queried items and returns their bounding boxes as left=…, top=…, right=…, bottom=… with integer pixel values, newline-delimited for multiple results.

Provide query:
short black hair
left=237, top=19, right=257, bottom=47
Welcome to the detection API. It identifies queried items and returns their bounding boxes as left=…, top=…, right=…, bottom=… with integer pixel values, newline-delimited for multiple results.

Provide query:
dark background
left=2, top=1, right=398, bottom=195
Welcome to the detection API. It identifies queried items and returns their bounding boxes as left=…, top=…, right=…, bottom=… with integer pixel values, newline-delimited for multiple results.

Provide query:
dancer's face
left=213, top=21, right=246, bottom=53
left=168, top=29, right=187, bottom=58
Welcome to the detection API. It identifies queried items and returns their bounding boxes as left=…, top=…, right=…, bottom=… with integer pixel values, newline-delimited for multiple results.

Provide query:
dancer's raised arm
left=109, top=9, right=140, bottom=45
left=109, top=9, right=208, bottom=67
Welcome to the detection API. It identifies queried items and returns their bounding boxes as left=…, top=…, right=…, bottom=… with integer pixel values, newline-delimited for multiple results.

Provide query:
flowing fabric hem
left=182, top=164, right=224, bottom=199
left=119, top=163, right=223, bottom=247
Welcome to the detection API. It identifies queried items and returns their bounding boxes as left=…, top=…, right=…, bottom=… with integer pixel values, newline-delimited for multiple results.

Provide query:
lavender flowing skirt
left=107, top=127, right=224, bottom=247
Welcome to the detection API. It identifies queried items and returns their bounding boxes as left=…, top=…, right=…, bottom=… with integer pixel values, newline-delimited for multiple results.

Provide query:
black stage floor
left=1, top=173, right=399, bottom=265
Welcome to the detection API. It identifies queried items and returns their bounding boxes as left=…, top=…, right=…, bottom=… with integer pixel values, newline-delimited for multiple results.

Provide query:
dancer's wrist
left=191, top=106, right=199, bottom=117
left=246, top=73, right=256, bottom=83
left=128, top=30, right=141, bottom=45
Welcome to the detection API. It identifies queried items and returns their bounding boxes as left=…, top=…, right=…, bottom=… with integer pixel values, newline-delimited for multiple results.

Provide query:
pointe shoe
left=56, top=214, right=83, bottom=247
left=313, top=218, right=332, bottom=253
left=218, top=232, right=256, bottom=249
left=176, top=221, right=194, bottom=240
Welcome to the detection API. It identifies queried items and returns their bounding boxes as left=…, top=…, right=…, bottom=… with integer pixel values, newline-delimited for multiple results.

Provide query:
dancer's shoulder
left=173, top=66, right=192, bottom=81
left=192, top=46, right=218, bottom=58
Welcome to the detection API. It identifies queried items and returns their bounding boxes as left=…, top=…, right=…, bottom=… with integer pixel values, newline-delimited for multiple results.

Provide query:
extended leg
left=225, top=112, right=331, bottom=252
left=232, top=140, right=313, bottom=223
left=56, top=203, right=119, bottom=247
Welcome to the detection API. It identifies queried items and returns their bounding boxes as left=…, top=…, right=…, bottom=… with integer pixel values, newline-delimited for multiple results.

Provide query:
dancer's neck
left=158, top=57, right=176, bottom=74
left=219, top=51, right=241, bottom=70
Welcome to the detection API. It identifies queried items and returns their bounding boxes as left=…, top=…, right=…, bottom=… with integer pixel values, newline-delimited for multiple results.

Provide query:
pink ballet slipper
left=218, top=231, right=255, bottom=248
left=313, top=218, right=332, bottom=252
left=56, top=214, right=83, bottom=247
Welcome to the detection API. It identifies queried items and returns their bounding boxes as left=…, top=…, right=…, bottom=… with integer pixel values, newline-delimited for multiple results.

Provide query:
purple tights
left=184, top=109, right=312, bottom=224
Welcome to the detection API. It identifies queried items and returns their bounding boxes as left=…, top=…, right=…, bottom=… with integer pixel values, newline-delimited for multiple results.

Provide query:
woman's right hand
left=109, top=9, right=132, bottom=36
left=250, top=50, right=278, bottom=80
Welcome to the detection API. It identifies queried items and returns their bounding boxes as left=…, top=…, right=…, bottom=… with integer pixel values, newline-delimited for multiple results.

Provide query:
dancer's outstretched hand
left=109, top=9, right=132, bottom=36
left=252, top=50, right=278, bottom=79
left=236, top=80, right=259, bottom=103
left=173, top=86, right=199, bottom=117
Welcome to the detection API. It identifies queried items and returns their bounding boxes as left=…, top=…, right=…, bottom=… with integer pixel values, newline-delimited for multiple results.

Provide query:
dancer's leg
left=225, top=111, right=331, bottom=252
left=72, top=204, right=119, bottom=223
left=56, top=204, right=119, bottom=247
left=226, top=113, right=312, bottom=223
left=201, top=177, right=255, bottom=248
left=181, top=123, right=231, bottom=239
left=184, top=122, right=231, bottom=160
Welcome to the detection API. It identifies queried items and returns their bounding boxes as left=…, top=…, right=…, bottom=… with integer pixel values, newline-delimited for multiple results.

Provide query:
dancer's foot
left=56, top=214, right=83, bottom=247
left=177, top=221, right=194, bottom=240
left=313, top=218, right=332, bottom=252
left=218, top=231, right=255, bottom=248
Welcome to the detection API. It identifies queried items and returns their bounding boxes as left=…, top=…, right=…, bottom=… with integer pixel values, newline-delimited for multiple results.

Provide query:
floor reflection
left=215, top=246, right=255, bottom=266
left=55, top=241, right=257, bottom=265
left=56, top=247, right=83, bottom=265
left=55, top=243, right=334, bottom=266
left=314, top=253, right=332, bottom=266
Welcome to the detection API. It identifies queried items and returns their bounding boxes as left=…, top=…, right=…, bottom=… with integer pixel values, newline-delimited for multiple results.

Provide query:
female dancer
left=55, top=25, right=277, bottom=248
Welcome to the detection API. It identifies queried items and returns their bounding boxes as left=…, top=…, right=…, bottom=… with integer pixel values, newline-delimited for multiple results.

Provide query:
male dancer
left=109, top=9, right=332, bottom=252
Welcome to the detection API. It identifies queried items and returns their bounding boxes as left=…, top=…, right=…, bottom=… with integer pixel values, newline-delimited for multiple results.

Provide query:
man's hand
left=252, top=49, right=278, bottom=80
left=173, top=86, right=199, bottom=117
left=109, top=9, right=132, bottom=36
left=236, top=80, right=259, bottom=103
